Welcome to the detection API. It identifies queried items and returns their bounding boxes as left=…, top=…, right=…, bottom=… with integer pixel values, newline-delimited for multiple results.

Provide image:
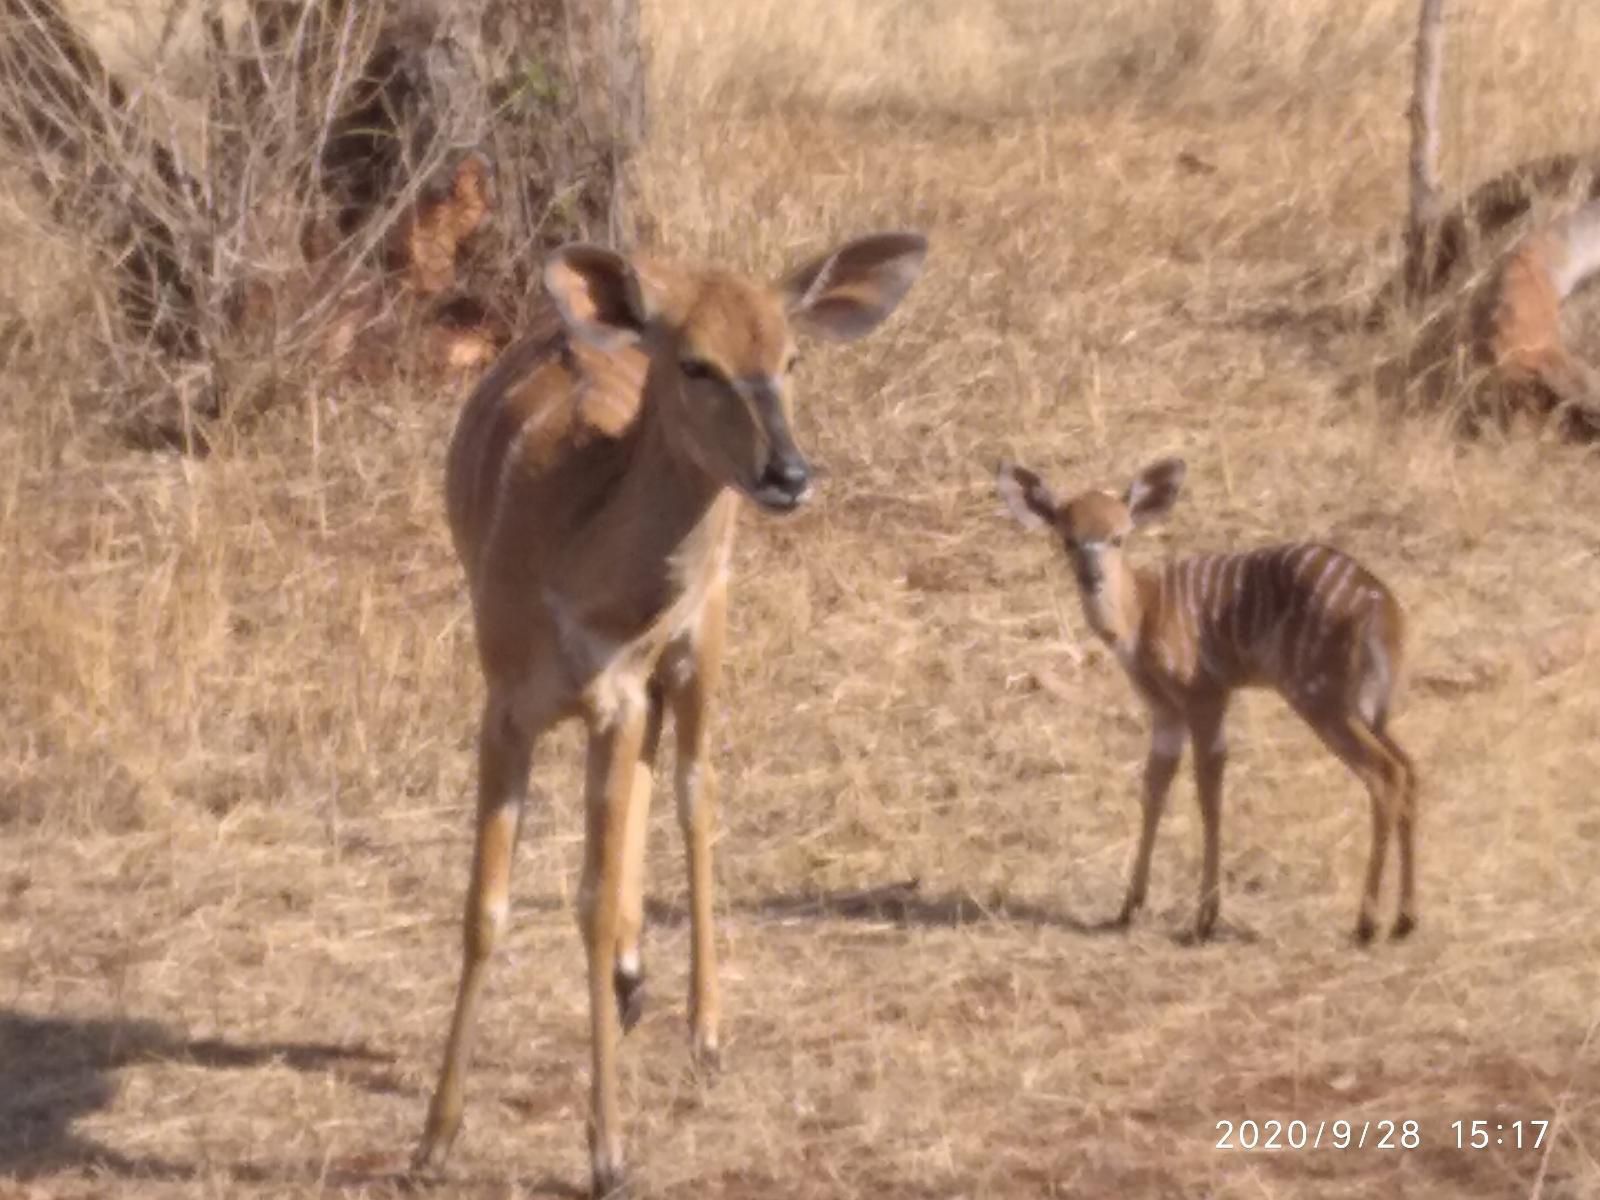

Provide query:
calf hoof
left=614, top=962, right=646, bottom=1034
left=1354, top=915, right=1378, bottom=945
left=1390, top=913, right=1417, bottom=940
left=590, top=1145, right=627, bottom=1199
left=411, top=1126, right=457, bottom=1176
left=589, top=1128, right=626, bottom=1198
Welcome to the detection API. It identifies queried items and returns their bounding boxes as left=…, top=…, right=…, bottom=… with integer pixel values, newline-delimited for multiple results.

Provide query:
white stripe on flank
left=1174, top=561, right=1194, bottom=661
left=1287, top=542, right=1319, bottom=581
left=1248, top=552, right=1269, bottom=651
left=1227, top=554, right=1248, bottom=660
left=1183, top=559, right=1204, bottom=676
left=1302, top=555, right=1355, bottom=676
left=1294, top=549, right=1341, bottom=675
left=1270, top=578, right=1301, bottom=683
left=1321, top=556, right=1355, bottom=611
left=1308, top=548, right=1343, bottom=601
left=1214, top=556, right=1234, bottom=626
left=1154, top=567, right=1179, bottom=676
left=1195, top=556, right=1226, bottom=680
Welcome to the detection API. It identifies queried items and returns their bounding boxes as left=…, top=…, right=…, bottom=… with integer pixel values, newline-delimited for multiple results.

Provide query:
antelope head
left=543, top=233, right=928, bottom=512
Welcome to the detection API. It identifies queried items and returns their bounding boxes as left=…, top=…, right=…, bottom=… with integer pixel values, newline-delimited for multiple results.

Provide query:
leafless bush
left=0, top=0, right=640, bottom=451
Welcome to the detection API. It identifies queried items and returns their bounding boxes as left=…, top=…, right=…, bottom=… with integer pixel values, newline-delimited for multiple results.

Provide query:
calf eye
left=1109, top=534, right=1125, bottom=548
left=680, top=358, right=717, bottom=381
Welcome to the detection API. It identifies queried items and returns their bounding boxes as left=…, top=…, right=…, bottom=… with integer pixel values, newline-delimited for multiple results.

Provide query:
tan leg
left=1117, top=712, right=1185, bottom=927
left=1374, top=727, right=1419, bottom=938
left=669, top=585, right=726, bottom=1068
left=614, top=686, right=665, bottom=1033
left=415, top=698, right=534, bottom=1171
left=1313, top=714, right=1406, bottom=944
left=1187, top=698, right=1230, bottom=941
left=580, top=696, right=650, bottom=1198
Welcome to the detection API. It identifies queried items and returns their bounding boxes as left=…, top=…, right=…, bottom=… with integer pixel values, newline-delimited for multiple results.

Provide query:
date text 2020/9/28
left=1215, top=1120, right=1419, bottom=1150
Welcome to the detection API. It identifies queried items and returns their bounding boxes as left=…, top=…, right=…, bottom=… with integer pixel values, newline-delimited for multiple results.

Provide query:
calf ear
left=997, top=462, right=1058, bottom=531
left=779, top=231, right=928, bottom=342
left=543, top=244, right=652, bottom=350
left=1124, top=457, right=1186, bottom=526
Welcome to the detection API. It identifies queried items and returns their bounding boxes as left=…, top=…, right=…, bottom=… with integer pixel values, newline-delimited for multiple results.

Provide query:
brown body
left=999, top=458, right=1418, bottom=943
left=415, top=233, right=926, bottom=1196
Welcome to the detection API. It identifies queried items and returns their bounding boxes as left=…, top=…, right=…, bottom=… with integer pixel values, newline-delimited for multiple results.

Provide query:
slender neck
left=1078, top=560, right=1152, bottom=653
left=564, top=358, right=737, bottom=625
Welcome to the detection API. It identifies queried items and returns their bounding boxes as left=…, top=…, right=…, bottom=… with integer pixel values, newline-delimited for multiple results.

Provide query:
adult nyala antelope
left=414, top=232, right=927, bottom=1194
left=996, top=457, right=1418, bottom=944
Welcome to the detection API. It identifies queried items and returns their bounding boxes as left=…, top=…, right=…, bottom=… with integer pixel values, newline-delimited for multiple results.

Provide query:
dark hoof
left=614, top=963, right=646, bottom=1033
left=1354, top=916, right=1378, bottom=945
left=410, top=1108, right=460, bottom=1176
left=1390, top=913, right=1417, bottom=940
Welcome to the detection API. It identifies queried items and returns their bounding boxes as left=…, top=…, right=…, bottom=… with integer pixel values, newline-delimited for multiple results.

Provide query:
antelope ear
left=779, top=231, right=928, bottom=342
left=997, top=462, right=1058, bottom=532
left=1124, top=457, right=1186, bottom=526
left=543, top=244, right=653, bottom=350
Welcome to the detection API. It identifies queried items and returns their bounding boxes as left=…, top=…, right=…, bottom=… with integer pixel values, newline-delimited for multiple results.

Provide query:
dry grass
left=5, top=0, right=1600, bottom=1196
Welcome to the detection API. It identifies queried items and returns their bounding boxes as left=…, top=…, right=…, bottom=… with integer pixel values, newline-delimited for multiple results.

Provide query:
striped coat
left=1125, top=543, right=1404, bottom=727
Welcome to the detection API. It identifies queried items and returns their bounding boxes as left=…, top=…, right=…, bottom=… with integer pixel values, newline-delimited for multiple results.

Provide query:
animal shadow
left=646, top=877, right=1121, bottom=935
left=0, top=1008, right=398, bottom=1184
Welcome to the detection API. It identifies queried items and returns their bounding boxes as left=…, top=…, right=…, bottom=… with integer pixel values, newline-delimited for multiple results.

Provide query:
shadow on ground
left=646, top=876, right=1123, bottom=934
left=0, top=1009, right=567, bottom=1193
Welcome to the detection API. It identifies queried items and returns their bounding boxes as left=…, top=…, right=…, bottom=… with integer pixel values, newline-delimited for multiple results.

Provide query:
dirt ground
left=4, top=1, right=1600, bottom=1197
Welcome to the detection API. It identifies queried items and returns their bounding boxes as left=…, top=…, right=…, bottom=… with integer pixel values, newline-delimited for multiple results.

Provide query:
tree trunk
left=1404, top=0, right=1446, bottom=306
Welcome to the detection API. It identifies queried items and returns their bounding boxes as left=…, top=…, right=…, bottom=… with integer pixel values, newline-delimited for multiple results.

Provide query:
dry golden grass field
left=5, top=1, right=1600, bottom=1196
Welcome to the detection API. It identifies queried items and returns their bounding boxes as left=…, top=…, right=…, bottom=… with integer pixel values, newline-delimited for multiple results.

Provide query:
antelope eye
left=680, top=358, right=717, bottom=381
left=1109, top=534, right=1125, bottom=548
left=784, top=352, right=801, bottom=374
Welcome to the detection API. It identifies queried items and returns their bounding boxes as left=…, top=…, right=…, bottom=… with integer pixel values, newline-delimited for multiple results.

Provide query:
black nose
left=759, top=455, right=810, bottom=496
